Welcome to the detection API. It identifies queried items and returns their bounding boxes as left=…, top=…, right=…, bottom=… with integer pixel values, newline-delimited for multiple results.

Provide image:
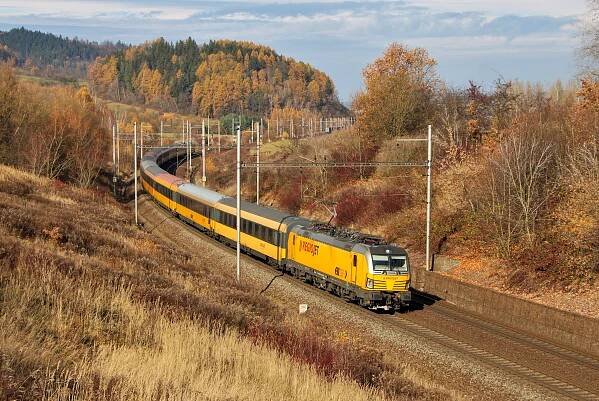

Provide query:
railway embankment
left=417, top=270, right=599, bottom=358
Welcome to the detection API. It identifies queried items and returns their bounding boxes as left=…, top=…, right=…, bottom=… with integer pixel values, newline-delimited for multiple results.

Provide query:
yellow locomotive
left=141, top=146, right=411, bottom=310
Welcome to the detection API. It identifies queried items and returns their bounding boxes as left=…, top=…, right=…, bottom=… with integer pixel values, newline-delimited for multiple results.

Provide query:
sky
left=0, top=0, right=588, bottom=102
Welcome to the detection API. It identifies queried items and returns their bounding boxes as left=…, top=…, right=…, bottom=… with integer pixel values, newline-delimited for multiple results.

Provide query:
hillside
left=0, top=27, right=124, bottom=78
left=88, top=38, right=347, bottom=115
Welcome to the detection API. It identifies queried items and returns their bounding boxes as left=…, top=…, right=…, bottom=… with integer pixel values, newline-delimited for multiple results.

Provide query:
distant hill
left=88, top=38, right=347, bottom=116
left=0, top=27, right=125, bottom=78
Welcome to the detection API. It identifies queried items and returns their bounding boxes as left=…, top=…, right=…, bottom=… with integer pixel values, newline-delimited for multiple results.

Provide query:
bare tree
left=436, top=87, right=468, bottom=162
left=71, top=125, right=106, bottom=187
left=563, top=141, right=599, bottom=183
left=482, top=134, right=555, bottom=255
left=581, top=0, right=599, bottom=77
left=26, top=116, right=71, bottom=180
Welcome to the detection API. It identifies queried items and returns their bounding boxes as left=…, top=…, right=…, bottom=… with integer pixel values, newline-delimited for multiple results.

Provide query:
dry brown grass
left=0, top=164, right=451, bottom=401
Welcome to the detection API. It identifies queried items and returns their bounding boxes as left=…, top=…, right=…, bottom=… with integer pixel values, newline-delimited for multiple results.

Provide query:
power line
left=241, top=161, right=427, bottom=168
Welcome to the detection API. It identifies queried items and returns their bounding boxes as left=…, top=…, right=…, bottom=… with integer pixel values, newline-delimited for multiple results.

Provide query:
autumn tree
left=0, top=65, right=109, bottom=185
left=0, top=63, right=22, bottom=164
left=353, top=43, right=438, bottom=145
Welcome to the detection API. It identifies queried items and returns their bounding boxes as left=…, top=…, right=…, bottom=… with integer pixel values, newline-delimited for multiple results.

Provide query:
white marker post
left=236, top=123, right=241, bottom=283
left=160, top=120, right=163, bottom=147
left=134, top=122, right=138, bottom=226
left=426, top=125, right=433, bottom=271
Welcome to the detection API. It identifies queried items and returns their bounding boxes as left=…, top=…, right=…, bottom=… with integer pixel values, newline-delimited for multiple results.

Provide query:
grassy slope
left=0, top=164, right=450, bottom=401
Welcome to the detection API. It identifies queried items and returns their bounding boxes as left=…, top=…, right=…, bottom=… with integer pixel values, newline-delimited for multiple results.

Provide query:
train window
left=212, top=209, right=220, bottom=222
left=353, top=255, right=357, bottom=267
left=292, top=235, right=295, bottom=245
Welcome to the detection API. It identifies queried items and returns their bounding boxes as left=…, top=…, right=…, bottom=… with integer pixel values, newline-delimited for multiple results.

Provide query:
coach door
left=350, top=253, right=358, bottom=284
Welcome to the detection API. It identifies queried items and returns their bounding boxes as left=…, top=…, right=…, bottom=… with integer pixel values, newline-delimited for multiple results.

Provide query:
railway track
left=138, top=194, right=599, bottom=401
left=387, top=312, right=599, bottom=401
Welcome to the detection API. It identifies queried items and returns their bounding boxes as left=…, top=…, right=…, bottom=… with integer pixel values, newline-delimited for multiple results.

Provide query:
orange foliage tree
left=353, top=43, right=438, bottom=145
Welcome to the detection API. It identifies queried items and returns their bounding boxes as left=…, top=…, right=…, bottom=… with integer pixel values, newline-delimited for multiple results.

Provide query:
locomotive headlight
left=366, top=278, right=374, bottom=289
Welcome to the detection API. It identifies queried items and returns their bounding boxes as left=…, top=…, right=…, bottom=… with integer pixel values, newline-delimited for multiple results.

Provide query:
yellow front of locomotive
left=359, top=245, right=411, bottom=309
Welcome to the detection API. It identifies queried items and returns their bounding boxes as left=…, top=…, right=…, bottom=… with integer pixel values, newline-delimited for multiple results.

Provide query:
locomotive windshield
left=372, top=254, right=408, bottom=274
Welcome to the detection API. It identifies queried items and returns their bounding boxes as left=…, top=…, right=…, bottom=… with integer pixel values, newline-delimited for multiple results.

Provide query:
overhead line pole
left=188, top=120, right=192, bottom=178
left=140, top=122, right=144, bottom=159
left=236, top=123, right=241, bottom=283
left=133, top=122, right=138, bottom=226
left=426, top=124, right=433, bottom=271
left=202, top=119, right=207, bottom=186
left=116, top=122, right=120, bottom=176
left=112, top=124, right=116, bottom=175
left=256, top=121, right=260, bottom=205
left=112, top=124, right=116, bottom=196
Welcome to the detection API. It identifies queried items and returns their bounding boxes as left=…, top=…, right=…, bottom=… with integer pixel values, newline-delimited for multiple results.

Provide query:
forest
left=0, top=27, right=125, bottom=79
left=88, top=38, right=347, bottom=116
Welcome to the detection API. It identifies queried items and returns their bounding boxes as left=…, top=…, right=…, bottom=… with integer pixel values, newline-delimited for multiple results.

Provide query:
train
left=140, top=145, right=411, bottom=311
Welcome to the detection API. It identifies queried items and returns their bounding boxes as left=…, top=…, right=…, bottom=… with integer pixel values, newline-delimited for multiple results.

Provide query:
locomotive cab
left=363, top=245, right=411, bottom=310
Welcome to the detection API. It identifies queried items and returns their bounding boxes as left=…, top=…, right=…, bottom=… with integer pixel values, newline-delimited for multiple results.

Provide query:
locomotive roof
left=293, top=223, right=406, bottom=253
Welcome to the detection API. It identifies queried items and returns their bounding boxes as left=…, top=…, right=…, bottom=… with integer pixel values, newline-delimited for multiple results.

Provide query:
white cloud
left=406, top=0, right=586, bottom=17
left=0, top=0, right=197, bottom=20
